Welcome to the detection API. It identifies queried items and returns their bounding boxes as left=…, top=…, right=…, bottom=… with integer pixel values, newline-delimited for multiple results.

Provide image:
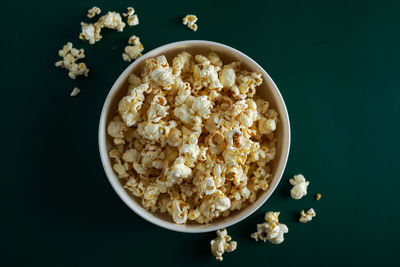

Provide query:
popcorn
left=55, top=42, right=89, bottom=79
left=122, top=7, right=135, bottom=17
left=173, top=52, right=193, bottom=76
left=103, top=11, right=126, bottom=31
left=147, top=95, right=169, bottom=122
left=79, top=11, right=125, bottom=44
left=107, top=52, right=279, bottom=224
left=219, top=67, right=236, bottom=89
left=122, top=35, right=144, bottom=62
left=200, top=177, right=217, bottom=195
left=122, top=7, right=139, bottom=26
left=113, top=163, right=129, bottom=178
left=193, top=55, right=222, bottom=90
left=213, top=190, right=231, bottom=212
left=182, top=14, right=198, bottom=31
left=87, top=6, right=101, bottom=18
left=299, top=208, right=316, bottom=223
left=70, top=87, right=81, bottom=96
left=210, top=229, right=237, bottom=261
left=191, top=96, right=213, bottom=118
left=143, top=186, right=160, bottom=208
left=251, top=211, right=288, bottom=244
left=258, top=118, right=276, bottom=134
left=169, top=156, right=192, bottom=181
left=171, top=199, right=190, bottom=224
left=316, top=193, right=322, bottom=200
left=149, top=56, right=175, bottom=89
left=79, top=22, right=100, bottom=44
left=127, top=14, right=139, bottom=26
left=107, top=118, right=127, bottom=139
left=122, top=149, right=140, bottom=162
left=207, top=52, right=223, bottom=67
left=118, top=83, right=150, bottom=126
left=290, top=174, right=309, bottom=200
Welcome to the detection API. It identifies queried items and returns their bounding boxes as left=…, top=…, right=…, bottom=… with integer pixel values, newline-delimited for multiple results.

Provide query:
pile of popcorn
left=107, top=51, right=279, bottom=224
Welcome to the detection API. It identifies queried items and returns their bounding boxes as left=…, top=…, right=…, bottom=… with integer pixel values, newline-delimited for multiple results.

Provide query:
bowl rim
left=98, top=40, right=291, bottom=233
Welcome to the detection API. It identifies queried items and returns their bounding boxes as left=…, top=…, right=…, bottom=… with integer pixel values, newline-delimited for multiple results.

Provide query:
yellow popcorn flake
left=316, top=193, right=322, bottom=200
left=106, top=52, right=279, bottom=224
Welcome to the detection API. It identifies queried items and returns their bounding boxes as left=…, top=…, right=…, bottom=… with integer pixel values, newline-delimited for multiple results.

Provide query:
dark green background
left=3, top=0, right=399, bottom=266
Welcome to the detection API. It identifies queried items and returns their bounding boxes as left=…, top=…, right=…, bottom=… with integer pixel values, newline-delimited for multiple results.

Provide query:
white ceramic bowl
left=99, top=40, right=290, bottom=233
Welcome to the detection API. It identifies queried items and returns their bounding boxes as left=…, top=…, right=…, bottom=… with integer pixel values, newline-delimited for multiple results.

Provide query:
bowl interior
left=99, top=40, right=290, bottom=233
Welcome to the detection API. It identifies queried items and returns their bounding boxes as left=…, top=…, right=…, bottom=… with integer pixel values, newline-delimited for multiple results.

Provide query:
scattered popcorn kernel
left=127, top=14, right=139, bottom=26
left=299, top=208, right=316, bottom=223
left=316, top=193, right=322, bottom=200
left=79, top=22, right=100, bottom=44
left=182, top=14, right=198, bottom=31
left=70, top=87, right=81, bottom=96
left=55, top=42, right=89, bottom=79
left=219, top=67, right=236, bottom=89
left=87, top=6, right=101, bottom=18
left=122, top=7, right=135, bottom=17
left=103, top=11, right=126, bottom=31
left=251, top=211, right=288, bottom=244
left=122, top=7, right=139, bottom=26
left=210, top=229, right=237, bottom=261
left=79, top=11, right=125, bottom=44
left=290, top=174, right=309, bottom=200
left=107, top=52, right=279, bottom=224
left=122, top=35, right=144, bottom=62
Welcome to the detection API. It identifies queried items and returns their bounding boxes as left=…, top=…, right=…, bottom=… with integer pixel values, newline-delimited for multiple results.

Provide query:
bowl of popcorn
left=99, top=40, right=290, bottom=233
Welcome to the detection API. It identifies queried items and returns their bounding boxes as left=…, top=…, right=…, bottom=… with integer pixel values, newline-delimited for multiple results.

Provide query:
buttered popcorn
left=251, top=211, right=288, bottom=244
left=210, top=229, right=237, bottom=261
left=107, top=52, right=279, bottom=224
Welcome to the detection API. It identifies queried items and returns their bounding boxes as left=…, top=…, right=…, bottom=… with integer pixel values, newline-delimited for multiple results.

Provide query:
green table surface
left=3, top=0, right=400, bottom=266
